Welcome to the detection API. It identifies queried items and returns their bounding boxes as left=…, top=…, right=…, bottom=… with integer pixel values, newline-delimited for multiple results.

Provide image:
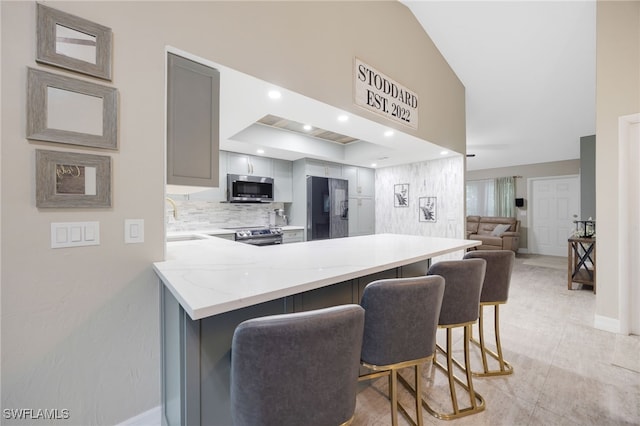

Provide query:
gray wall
left=580, top=135, right=596, bottom=219
left=595, top=1, right=640, bottom=325
left=466, top=159, right=580, bottom=251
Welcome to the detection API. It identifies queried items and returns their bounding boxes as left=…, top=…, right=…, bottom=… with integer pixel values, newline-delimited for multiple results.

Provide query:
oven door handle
left=237, top=237, right=282, bottom=246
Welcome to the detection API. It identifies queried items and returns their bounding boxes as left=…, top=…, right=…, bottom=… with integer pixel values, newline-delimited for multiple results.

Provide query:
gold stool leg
left=471, top=304, right=514, bottom=377
left=414, top=364, right=424, bottom=426
left=414, top=325, right=485, bottom=420
left=390, top=369, right=398, bottom=426
left=361, top=362, right=427, bottom=426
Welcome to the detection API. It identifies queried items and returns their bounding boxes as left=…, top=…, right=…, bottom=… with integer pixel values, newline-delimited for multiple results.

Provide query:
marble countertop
left=154, top=233, right=479, bottom=320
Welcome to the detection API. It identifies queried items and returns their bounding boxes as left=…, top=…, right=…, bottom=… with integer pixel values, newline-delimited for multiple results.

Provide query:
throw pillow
left=491, top=223, right=512, bottom=236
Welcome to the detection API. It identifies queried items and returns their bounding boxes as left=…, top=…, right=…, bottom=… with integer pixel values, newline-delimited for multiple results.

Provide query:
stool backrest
left=463, top=250, right=515, bottom=303
left=360, top=275, right=445, bottom=366
left=230, top=304, right=365, bottom=426
left=427, top=259, right=486, bottom=326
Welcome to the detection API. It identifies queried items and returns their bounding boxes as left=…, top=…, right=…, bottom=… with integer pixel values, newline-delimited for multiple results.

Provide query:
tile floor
left=353, top=254, right=640, bottom=426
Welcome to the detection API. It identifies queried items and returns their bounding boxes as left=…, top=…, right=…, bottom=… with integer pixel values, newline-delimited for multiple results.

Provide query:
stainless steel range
left=233, top=226, right=283, bottom=246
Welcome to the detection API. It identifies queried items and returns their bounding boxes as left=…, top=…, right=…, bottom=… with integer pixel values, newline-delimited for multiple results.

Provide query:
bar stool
left=463, top=250, right=515, bottom=376
left=230, top=305, right=364, bottom=426
left=359, top=276, right=445, bottom=426
left=423, top=258, right=487, bottom=420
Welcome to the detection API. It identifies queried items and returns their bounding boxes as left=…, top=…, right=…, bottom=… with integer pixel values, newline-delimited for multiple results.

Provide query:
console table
left=567, top=237, right=596, bottom=293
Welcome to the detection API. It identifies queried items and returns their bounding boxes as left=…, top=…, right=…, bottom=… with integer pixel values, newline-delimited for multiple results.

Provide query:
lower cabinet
left=282, top=229, right=304, bottom=244
left=160, top=257, right=431, bottom=426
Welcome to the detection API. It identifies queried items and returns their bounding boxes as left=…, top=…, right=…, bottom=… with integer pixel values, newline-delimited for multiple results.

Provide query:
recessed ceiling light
left=384, top=130, right=394, bottom=137
left=256, top=149, right=265, bottom=154
left=303, top=124, right=312, bottom=131
left=337, top=114, right=349, bottom=122
left=440, top=150, right=448, bottom=155
left=371, top=163, right=377, bottom=168
left=267, top=90, right=281, bottom=100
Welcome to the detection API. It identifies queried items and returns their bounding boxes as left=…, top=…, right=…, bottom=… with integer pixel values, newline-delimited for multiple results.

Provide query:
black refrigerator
left=306, top=176, right=349, bottom=240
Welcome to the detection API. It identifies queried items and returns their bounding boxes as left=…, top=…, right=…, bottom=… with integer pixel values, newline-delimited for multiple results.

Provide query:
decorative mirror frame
left=36, top=3, right=113, bottom=81
left=27, top=68, right=118, bottom=150
left=36, top=149, right=112, bottom=208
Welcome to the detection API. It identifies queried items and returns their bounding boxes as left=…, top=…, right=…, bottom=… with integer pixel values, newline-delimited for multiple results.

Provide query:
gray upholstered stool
left=463, top=250, right=515, bottom=376
left=230, top=304, right=365, bottom=426
left=424, top=258, right=487, bottom=420
left=359, top=276, right=445, bottom=426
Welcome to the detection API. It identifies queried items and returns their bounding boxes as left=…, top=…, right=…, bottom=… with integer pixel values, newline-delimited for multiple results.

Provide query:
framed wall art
left=393, top=183, right=409, bottom=207
left=36, top=3, right=113, bottom=81
left=36, top=149, right=111, bottom=208
left=27, top=68, right=118, bottom=150
left=419, top=197, right=437, bottom=222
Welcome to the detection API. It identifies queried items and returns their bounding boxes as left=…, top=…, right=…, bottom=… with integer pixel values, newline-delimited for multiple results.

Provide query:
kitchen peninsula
left=154, top=234, right=479, bottom=426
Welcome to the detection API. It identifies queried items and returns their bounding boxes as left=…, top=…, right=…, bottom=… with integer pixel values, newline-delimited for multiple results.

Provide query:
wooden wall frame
left=36, top=149, right=112, bottom=208
left=36, top=3, right=113, bottom=81
left=27, top=68, right=118, bottom=150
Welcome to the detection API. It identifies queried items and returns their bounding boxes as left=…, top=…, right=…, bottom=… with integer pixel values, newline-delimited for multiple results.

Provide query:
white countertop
left=154, top=233, right=479, bottom=320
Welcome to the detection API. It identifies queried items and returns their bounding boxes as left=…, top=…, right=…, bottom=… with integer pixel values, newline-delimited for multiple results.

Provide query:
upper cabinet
left=273, top=159, right=293, bottom=202
left=305, top=159, right=343, bottom=178
left=184, top=151, right=228, bottom=202
left=227, top=152, right=273, bottom=176
left=343, top=166, right=375, bottom=198
left=167, top=53, right=220, bottom=187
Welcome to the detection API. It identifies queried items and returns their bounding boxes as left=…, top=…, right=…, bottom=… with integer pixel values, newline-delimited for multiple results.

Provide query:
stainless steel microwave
left=227, top=174, right=274, bottom=203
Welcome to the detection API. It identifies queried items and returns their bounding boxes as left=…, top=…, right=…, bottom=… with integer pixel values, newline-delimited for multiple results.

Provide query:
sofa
left=466, top=216, right=520, bottom=253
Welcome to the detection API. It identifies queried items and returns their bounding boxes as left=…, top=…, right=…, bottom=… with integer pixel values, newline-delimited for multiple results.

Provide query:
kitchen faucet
left=165, top=197, right=178, bottom=220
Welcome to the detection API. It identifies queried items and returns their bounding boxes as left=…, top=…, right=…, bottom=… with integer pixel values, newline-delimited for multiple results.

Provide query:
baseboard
left=594, top=314, right=620, bottom=334
left=517, top=248, right=529, bottom=254
left=116, top=405, right=161, bottom=426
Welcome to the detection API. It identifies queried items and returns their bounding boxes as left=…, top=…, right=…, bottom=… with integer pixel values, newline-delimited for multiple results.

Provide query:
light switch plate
left=51, top=222, right=100, bottom=248
left=125, top=219, right=144, bottom=244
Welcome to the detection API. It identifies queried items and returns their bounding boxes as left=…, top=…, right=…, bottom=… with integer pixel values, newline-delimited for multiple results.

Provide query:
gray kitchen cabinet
left=273, top=159, right=293, bottom=202
left=167, top=53, right=220, bottom=187
left=343, top=165, right=375, bottom=198
left=227, top=152, right=272, bottom=176
left=185, top=151, right=228, bottom=202
left=343, top=165, right=375, bottom=237
left=349, top=197, right=375, bottom=236
left=282, top=229, right=303, bottom=244
left=305, top=159, right=342, bottom=178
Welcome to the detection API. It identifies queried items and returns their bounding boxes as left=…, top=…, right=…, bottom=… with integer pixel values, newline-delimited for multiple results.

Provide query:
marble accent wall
left=166, top=200, right=286, bottom=232
left=375, top=156, right=465, bottom=261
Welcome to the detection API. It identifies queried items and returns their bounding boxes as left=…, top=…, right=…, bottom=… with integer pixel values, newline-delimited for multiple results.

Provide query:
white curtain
left=466, top=177, right=515, bottom=217
left=466, top=179, right=495, bottom=216
left=495, top=176, right=515, bottom=217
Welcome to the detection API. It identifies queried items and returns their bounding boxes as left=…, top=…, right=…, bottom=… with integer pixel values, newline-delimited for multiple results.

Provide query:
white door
left=530, top=176, right=580, bottom=256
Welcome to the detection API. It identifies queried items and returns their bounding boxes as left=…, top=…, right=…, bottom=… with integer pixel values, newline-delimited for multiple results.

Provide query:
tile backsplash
left=166, top=200, right=287, bottom=232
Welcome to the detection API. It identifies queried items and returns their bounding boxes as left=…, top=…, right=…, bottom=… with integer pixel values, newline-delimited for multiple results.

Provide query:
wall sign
left=354, top=58, right=418, bottom=129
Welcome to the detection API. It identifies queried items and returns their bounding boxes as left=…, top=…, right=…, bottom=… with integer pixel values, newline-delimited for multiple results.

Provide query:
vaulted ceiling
left=402, top=1, right=596, bottom=171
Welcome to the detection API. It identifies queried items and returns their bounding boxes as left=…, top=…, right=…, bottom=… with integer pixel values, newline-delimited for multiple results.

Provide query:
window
left=466, top=179, right=495, bottom=216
